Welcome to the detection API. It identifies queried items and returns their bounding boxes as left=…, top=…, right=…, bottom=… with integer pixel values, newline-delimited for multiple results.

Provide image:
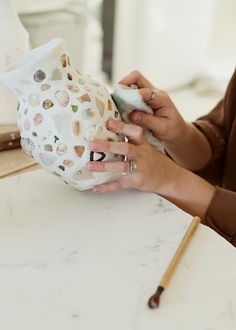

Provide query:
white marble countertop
left=0, top=170, right=235, bottom=330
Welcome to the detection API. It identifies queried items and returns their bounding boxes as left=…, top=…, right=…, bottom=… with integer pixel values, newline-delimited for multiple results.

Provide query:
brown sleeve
left=203, top=187, right=236, bottom=247
left=193, top=99, right=226, bottom=186
left=193, top=71, right=236, bottom=246
left=193, top=70, right=236, bottom=185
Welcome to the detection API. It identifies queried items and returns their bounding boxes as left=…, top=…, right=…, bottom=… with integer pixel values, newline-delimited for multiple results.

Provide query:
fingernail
left=93, top=186, right=102, bottom=193
left=86, top=162, right=94, bottom=170
left=89, top=141, right=99, bottom=150
left=107, top=118, right=116, bottom=128
left=132, top=113, right=142, bottom=122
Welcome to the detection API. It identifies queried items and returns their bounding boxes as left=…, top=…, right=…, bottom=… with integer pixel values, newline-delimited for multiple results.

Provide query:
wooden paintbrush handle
left=159, top=216, right=200, bottom=289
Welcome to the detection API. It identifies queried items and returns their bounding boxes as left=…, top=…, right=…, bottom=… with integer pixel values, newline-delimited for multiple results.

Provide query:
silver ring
left=145, top=90, right=156, bottom=104
left=129, top=84, right=138, bottom=89
left=128, top=160, right=138, bottom=175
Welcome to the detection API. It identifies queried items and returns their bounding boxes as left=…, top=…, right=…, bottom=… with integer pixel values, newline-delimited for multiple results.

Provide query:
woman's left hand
left=86, top=119, right=181, bottom=194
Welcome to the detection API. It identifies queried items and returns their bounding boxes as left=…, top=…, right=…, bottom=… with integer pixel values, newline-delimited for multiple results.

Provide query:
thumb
left=130, top=111, right=167, bottom=139
left=129, top=111, right=158, bottom=132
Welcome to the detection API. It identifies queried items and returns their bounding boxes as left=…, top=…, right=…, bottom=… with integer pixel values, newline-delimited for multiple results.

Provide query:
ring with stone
left=128, top=160, right=138, bottom=175
left=145, top=90, right=156, bottom=104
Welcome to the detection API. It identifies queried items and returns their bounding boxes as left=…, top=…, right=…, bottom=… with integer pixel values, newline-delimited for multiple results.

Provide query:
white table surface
left=0, top=170, right=235, bottom=330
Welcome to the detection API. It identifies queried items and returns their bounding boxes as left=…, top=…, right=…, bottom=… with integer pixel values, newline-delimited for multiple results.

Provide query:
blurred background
left=7, top=0, right=236, bottom=119
left=0, top=0, right=235, bottom=177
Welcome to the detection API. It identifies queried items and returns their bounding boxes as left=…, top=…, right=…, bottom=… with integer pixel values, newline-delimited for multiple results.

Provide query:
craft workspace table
left=0, top=168, right=235, bottom=330
left=0, top=124, right=40, bottom=178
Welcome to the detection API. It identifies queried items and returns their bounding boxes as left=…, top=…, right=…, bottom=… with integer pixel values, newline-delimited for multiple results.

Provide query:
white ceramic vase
left=0, top=0, right=29, bottom=124
left=1, top=38, right=123, bottom=191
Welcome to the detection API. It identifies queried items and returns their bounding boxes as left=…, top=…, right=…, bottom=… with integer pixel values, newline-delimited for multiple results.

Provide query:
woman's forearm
left=159, top=163, right=216, bottom=219
left=163, top=122, right=212, bottom=171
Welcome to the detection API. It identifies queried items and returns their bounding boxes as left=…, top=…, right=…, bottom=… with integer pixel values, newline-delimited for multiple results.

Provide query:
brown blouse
left=194, top=69, right=236, bottom=247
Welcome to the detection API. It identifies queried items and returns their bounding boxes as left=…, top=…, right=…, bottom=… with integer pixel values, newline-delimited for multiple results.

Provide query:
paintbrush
left=148, top=216, right=200, bottom=309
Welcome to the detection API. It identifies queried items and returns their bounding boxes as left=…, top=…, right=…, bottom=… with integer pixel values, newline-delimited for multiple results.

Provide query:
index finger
left=106, top=119, right=145, bottom=145
left=119, top=70, right=154, bottom=89
left=89, top=140, right=136, bottom=158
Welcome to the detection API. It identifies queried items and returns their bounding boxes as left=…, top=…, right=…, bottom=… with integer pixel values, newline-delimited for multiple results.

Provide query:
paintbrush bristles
left=148, top=286, right=164, bottom=309
left=148, top=293, right=160, bottom=309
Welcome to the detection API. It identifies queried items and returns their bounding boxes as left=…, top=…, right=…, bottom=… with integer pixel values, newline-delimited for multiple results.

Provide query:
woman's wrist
left=155, top=159, right=183, bottom=196
left=163, top=121, right=194, bottom=150
left=162, top=122, right=212, bottom=171
left=156, top=162, right=216, bottom=219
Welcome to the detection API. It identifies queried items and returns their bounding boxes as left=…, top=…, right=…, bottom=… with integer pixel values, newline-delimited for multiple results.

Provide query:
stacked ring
left=128, top=160, right=138, bottom=174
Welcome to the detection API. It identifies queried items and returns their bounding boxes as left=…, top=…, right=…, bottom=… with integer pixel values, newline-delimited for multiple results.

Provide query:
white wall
left=112, top=0, right=215, bottom=89
left=112, top=0, right=236, bottom=88
left=207, top=0, right=236, bottom=79
left=14, top=0, right=236, bottom=85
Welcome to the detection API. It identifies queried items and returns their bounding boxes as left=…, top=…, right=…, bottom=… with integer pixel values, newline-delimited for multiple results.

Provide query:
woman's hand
left=86, top=119, right=216, bottom=220
left=119, top=70, right=187, bottom=142
left=86, top=118, right=181, bottom=194
left=120, top=70, right=212, bottom=171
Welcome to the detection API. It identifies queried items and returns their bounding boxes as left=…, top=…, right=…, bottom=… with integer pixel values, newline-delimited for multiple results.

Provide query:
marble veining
left=0, top=169, right=235, bottom=330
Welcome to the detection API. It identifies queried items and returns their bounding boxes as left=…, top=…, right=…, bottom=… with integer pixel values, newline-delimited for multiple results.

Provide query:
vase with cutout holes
left=1, top=38, right=123, bottom=190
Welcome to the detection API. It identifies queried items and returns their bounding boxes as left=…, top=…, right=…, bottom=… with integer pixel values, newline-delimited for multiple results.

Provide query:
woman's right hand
left=120, top=70, right=212, bottom=171
left=119, top=70, right=188, bottom=143
left=87, top=119, right=215, bottom=220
